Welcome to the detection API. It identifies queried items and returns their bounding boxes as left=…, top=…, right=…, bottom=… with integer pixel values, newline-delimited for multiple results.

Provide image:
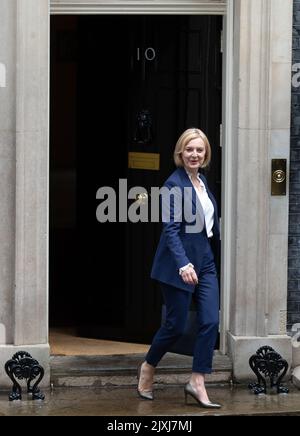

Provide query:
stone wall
left=288, top=0, right=300, bottom=330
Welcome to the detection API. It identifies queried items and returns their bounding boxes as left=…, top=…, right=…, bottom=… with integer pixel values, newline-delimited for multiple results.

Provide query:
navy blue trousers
left=146, top=238, right=219, bottom=373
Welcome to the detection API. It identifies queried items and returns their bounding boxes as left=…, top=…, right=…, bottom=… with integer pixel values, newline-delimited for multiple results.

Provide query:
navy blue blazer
left=151, top=166, right=220, bottom=293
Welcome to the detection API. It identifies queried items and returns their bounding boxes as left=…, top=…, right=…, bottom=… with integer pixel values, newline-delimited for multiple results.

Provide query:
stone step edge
left=51, top=366, right=231, bottom=376
left=51, top=370, right=232, bottom=387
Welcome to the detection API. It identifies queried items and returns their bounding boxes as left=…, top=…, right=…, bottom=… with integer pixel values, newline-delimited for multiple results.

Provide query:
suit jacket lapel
left=178, top=167, right=205, bottom=220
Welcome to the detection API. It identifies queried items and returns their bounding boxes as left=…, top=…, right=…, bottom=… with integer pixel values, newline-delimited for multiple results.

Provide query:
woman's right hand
left=181, top=267, right=198, bottom=285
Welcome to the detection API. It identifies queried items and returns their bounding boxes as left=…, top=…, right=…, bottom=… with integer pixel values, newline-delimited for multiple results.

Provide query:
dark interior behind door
left=50, top=15, right=222, bottom=343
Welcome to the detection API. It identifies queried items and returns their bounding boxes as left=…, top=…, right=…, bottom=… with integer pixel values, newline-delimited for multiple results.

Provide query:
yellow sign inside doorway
left=128, top=152, right=160, bottom=170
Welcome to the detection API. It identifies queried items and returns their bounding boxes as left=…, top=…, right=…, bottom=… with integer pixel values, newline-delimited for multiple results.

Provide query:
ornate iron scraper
left=248, top=346, right=289, bottom=394
left=5, top=351, right=45, bottom=401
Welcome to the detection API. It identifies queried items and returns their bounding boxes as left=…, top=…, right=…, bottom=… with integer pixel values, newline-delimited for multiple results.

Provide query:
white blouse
left=179, top=170, right=215, bottom=275
left=186, top=170, right=214, bottom=238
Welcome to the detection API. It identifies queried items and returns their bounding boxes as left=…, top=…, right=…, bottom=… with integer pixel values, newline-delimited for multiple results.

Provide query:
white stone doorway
left=49, top=2, right=231, bottom=354
left=1, top=0, right=292, bottom=387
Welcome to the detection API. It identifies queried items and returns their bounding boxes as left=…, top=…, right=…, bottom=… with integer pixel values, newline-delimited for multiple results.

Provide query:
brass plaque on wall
left=271, top=159, right=287, bottom=196
left=128, top=152, right=160, bottom=170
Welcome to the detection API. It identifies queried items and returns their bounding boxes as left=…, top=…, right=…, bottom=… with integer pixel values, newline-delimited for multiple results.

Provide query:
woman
left=137, top=128, right=221, bottom=408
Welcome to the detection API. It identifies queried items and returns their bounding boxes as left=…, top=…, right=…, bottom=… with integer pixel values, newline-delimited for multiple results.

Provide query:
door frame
left=50, top=0, right=233, bottom=355
left=50, top=0, right=227, bottom=15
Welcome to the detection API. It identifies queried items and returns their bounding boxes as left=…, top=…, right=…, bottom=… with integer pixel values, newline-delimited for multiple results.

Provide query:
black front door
left=50, top=15, right=222, bottom=343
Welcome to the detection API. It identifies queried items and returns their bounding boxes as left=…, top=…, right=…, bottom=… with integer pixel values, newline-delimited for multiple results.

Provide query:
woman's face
left=181, top=137, right=206, bottom=172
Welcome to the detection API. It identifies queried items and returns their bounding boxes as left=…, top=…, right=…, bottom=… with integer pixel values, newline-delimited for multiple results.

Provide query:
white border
left=50, top=0, right=232, bottom=355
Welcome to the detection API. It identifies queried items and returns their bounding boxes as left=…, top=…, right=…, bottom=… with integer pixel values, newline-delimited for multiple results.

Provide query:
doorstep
left=50, top=351, right=232, bottom=388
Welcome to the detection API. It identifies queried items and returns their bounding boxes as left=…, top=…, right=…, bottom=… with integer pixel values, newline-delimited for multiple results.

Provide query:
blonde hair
left=173, top=128, right=211, bottom=168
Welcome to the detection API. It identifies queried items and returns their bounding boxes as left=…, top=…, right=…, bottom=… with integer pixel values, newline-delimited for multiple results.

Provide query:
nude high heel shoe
left=184, top=383, right=221, bottom=409
left=137, top=363, right=154, bottom=401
